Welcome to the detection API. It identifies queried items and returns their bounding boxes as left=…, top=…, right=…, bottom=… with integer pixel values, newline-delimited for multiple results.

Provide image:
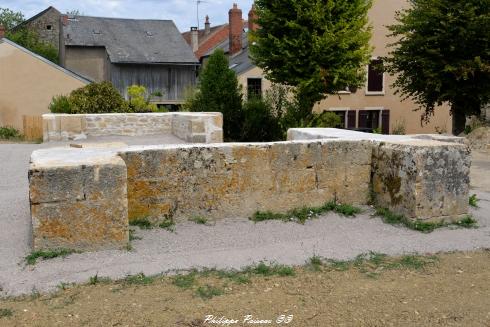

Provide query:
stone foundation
left=43, top=112, right=223, bottom=143
left=29, top=128, right=471, bottom=251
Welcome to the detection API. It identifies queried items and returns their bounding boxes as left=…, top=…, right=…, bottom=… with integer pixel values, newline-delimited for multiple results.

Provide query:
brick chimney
left=205, top=15, right=211, bottom=35
left=248, top=5, right=259, bottom=32
left=61, top=14, right=68, bottom=26
left=0, top=25, right=5, bottom=39
left=190, top=26, right=199, bottom=52
left=229, top=3, right=243, bottom=55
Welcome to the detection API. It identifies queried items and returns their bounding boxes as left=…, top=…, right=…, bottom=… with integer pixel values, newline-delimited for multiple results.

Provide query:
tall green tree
left=189, top=49, right=243, bottom=141
left=0, top=7, right=24, bottom=29
left=250, top=0, right=373, bottom=122
left=385, top=0, right=490, bottom=135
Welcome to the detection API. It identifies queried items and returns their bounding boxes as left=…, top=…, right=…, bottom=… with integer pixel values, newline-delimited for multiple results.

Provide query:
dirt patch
left=0, top=251, right=489, bottom=326
left=466, top=127, right=490, bottom=151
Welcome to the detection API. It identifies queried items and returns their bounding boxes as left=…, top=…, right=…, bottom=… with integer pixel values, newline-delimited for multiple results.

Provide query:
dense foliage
left=187, top=49, right=244, bottom=141
left=1, top=8, right=59, bottom=63
left=49, top=82, right=161, bottom=114
left=385, top=0, right=490, bottom=135
left=250, top=0, right=373, bottom=121
left=0, top=126, right=21, bottom=139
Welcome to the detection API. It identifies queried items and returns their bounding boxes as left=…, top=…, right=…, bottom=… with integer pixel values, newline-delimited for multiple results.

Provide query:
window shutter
left=347, top=110, right=357, bottom=129
left=358, top=110, right=368, bottom=128
left=367, top=59, right=384, bottom=92
left=382, top=110, right=390, bottom=134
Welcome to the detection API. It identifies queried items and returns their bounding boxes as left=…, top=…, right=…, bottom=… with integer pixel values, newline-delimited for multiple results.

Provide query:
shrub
left=392, top=120, right=406, bottom=135
left=69, top=82, right=130, bottom=114
left=307, top=111, right=342, bottom=128
left=0, top=126, right=21, bottom=140
left=49, top=95, right=72, bottom=114
left=241, top=97, right=283, bottom=142
left=127, top=85, right=158, bottom=113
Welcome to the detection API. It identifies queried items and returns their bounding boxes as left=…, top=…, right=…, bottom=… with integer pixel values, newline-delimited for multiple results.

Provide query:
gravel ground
left=0, top=137, right=489, bottom=297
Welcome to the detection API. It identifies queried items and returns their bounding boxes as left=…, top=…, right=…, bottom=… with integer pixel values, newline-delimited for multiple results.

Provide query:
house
left=182, top=14, right=248, bottom=60
left=60, top=15, right=199, bottom=104
left=205, top=2, right=452, bottom=134
left=12, top=6, right=62, bottom=52
left=0, top=27, right=89, bottom=132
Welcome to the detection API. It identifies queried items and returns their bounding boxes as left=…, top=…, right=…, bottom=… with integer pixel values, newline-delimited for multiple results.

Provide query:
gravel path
left=0, top=139, right=489, bottom=296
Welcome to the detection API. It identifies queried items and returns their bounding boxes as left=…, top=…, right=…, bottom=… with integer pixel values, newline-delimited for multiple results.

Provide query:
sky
left=2, top=0, right=254, bottom=32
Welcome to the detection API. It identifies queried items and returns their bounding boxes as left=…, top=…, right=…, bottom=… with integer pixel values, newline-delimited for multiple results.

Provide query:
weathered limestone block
left=372, top=141, right=471, bottom=222
left=119, top=140, right=372, bottom=223
left=29, top=149, right=128, bottom=251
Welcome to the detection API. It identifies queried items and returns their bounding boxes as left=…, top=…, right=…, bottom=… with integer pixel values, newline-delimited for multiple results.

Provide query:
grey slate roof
left=64, top=16, right=198, bottom=64
left=204, top=32, right=254, bottom=75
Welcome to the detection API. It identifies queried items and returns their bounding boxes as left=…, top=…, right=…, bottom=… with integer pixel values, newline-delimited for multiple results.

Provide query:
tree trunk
left=451, top=108, right=466, bottom=136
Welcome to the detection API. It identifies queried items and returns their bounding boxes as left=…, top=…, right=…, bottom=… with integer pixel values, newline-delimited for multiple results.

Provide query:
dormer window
left=93, top=29, right=101, bottom=35
left=146, top=31, right=154, bottom=37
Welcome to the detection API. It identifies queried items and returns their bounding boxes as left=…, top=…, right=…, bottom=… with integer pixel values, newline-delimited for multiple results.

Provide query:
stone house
left=0, top=29, right=88, bottom=131
left=204, top=2, right=452, bottom=134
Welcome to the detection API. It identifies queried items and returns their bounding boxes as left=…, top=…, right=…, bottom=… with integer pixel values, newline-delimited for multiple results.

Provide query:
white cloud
left=2, top=0, right=254, bottom=32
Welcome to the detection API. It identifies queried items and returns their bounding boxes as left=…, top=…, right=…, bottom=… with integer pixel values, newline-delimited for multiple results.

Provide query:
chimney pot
left=229, top=3, right=243, bottom=55
left=205, top=15, right=211, bottom=35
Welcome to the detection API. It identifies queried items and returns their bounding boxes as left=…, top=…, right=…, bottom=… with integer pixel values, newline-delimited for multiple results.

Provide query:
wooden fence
left=23, top=115, right=43, bottom=141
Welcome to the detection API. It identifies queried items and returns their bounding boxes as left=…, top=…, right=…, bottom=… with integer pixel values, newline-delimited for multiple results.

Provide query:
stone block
left=372, top=141, right=471, bottom=222
left=29, top=151, right=128, bottom=251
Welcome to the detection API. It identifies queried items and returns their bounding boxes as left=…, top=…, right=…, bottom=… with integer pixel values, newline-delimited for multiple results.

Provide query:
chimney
left=190, top=26, right=198, bottom=52
left=229, top=3, right=243, bottom=55
left=0, top=25, right=5, bottom=39
left=61, top=14, right=68, bottom=26
left=205, top=15, right=211, bottom=35
left=248, top=5, right=259, bottom=32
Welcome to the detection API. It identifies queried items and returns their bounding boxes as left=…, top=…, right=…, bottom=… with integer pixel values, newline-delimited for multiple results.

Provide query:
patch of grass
left=250, top=201, right=362, bottom=224
left=469, top=194, right=479, bottom=208
left=375, top=208, right=477, bottom=233
left=455, top=215, right=478, bottom=228
left=246, top=262, right=296, bottom=277
left=129, top=229, right=142, bottom=241
left=26, top=248, right=77, bottom=265
left=325, top=259, right=351, bottom=271
left=0, top=126, right=21, bottom=140
left=189, top=216, right=208, bottom=225
left=172, top=272, right=197, bottom=289
left=57, top=282, right=73, bottom=291
left=122, top=273, right=154, bottom=285
left=0, top=308, right=13, bottom=318
left=195, top=284, right=224, bottom=300
left=129, top=218, right=153, bottom=230
left=307, top=255, right=323, bottom=271
left=88, top=274, right=112, bottom=285
left=159, top=218, right=175, bottom=231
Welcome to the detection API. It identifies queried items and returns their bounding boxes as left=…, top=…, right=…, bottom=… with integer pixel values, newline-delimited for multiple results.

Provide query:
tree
left=0, top=7, right=24, bottom=29
left=250, top=0, right=373, bottom=122
left=189, top=49, right=243, bottom=141
left=385, top=0, right=490, bottom=135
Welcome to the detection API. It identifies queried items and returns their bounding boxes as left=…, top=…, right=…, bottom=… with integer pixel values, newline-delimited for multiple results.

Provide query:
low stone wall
left=43, top=112, right=223, bottom=143
left=29, top=128, right=471, bottom=251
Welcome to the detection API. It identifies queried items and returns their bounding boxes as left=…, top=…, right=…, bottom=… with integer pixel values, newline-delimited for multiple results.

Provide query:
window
left=247, top=78, right=262, bottom=98
left=358, top=110, right=381, bottom=131
left=366, top=59, right=384, bottom=94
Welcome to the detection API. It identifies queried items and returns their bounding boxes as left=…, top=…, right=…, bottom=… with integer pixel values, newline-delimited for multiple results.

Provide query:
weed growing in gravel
left=123, top=273, right=154, bottom=285
left=250, top=201, right=362, bottom=224
left=195, top=285, right=224, bottom=299
left=88, top=274, right=112, bottom=285
left=129, top=229, right=142, bottom=241
left=159, top=219, right=175, bottom=232
left=307, top=256, right=324, bottom=271
left=26, top=248, right=77, bottom=265
left=246, top=262, right=296, bottom=277
left=375, top=208, right=478, bottom=233
left=0, top=308, right=13, bottom=318
left=129, top=218, right=153, bottom=230
left=189, top=216, right=208, bottom=225
left=469, top=194, right=479, bottom=208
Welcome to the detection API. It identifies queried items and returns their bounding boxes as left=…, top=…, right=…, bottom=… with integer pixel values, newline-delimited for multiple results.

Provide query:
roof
left=13, top=6, right=60, bottom=30
left=64, top=16, right=199, bottom=64
left=204, top=31, right=254, bottom=75
left=182, top=23, right=226, bottom=45
left=0, top=38, right=91, bottom=83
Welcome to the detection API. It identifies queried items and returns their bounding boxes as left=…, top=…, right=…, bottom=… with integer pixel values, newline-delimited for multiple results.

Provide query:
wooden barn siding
left=110, top=64, right=197, bottom=100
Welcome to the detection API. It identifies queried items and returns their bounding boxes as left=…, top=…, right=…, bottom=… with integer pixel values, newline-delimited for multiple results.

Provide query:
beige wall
left=238, top=0, right=452, bottom=134
left=64, top=46, right=108, bottom=82
left=0, top=41, right=87, bottom=131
